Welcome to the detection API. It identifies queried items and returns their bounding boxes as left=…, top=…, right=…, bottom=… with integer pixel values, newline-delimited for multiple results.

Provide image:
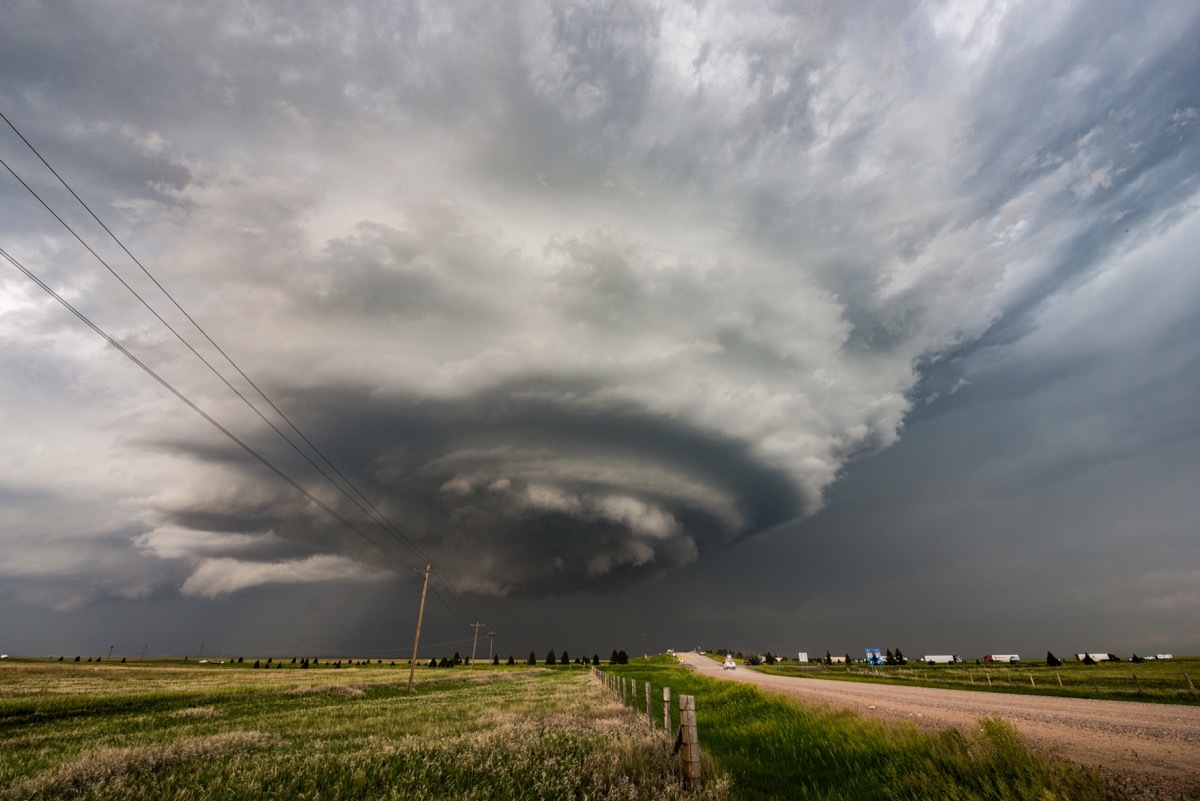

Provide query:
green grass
left=0, top=660, right=728, bottom=800
left=602, top=659, right=1107, bottom=801
left=754, top=656, right=1200, bottom=705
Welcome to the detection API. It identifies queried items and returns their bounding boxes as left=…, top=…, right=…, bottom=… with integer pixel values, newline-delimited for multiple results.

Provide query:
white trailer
left=983, top=654, right=1019, bottom=663
left=923, top=655, right=961, bottom=664
left=1075, top=653, right=1119, bottom=662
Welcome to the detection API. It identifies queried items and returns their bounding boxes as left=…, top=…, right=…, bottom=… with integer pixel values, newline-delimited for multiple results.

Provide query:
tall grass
left=604, top=662, right=1106, bottom=800
left=0, top=661, right=729, bottom=800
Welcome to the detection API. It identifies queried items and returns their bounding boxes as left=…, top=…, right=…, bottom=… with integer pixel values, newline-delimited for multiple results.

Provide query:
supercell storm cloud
left=3, top=0, right=1199, bottom=624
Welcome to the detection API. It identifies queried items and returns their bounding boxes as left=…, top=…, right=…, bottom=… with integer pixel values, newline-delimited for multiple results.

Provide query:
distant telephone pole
left=407, top=565, right=435, bottom=692
left=470, top=622, right=485, bottom=664
left=487, top=631, right=496, bottom=661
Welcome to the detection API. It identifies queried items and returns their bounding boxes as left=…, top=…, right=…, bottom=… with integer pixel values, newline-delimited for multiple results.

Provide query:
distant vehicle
left=923, top=655, right=961, bottom=664
left=1074, top=653, right=1120, bottom=662
left=983, top=654, right=1019, bottom=663
left=1157, top=654, right=1174, bottom=660
left=723, top=655, right=736, bottom=670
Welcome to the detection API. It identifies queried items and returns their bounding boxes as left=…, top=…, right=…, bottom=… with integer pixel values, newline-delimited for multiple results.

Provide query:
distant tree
left=120, top=657, right=126, bottom=663
left=1046, top=651, right=1063, bottom=667
left=545, top=650, right=557, bottom=666
left=507, top=655, right=515, bottom=666
left=492, top=654, right=500, bottom=665
left=592, top=655, right=600, bottom=666
left=58, top=656, right=63, bottom=662
left=764, top=653, right=777, bottom=665
left=1131, top=654, right=1144, bottom=664
left=439, top=657, right=451, bottom=667
left=735, top=651, right=744, bottom=660
left=453, top=651, right=462, bottom=666
left=312, top=658, right=319, bottom=665
left=844, top=654, right=852, bottom=666
left=291, top=657, right=296, bottom=664
left=825, top=651, right=832, bottom=665
left=266, top=657, right=272, bottom=665
left=560, top=649, right=569, bottom=664
left=428, top=658, right=437, bottom=668
left=616, top=650, right=628, bottom=665
left=611, top=650, right=619, bottom=664
left=894, top=649, right=906, bottom=665
left=885, top=649, right=896, bottom=666
left=253, top=660, right=260, bottom=669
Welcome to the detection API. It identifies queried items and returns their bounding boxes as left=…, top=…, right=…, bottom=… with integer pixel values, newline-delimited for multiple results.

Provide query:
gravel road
left=680, top=653, right=1200, bottom=799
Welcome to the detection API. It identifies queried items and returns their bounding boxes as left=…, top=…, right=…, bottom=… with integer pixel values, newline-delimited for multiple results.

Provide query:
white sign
left=797, top=652, right=809, bottom=662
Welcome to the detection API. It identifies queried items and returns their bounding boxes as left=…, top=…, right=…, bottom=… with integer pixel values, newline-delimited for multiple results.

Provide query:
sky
left=2, top=0, right=1198, bottom=664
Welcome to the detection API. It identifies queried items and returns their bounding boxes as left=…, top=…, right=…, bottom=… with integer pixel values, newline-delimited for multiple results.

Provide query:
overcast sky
left=2, top=0, right=1198, bottom=663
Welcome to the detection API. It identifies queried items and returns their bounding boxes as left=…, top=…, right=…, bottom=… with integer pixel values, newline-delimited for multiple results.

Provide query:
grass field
left=752, top=656, right=1200, bottom=706
left=602, top=657, right=1108, bottom=801
left=0, top=659, right=726, bottom=800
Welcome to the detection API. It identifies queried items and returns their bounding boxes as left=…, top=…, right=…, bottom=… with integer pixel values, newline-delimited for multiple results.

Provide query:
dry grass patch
left=12, top=731, right=275, bottom=799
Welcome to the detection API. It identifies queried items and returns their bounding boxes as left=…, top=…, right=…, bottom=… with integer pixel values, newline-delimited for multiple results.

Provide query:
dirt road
left=681, top=653, right=1200, bottom=799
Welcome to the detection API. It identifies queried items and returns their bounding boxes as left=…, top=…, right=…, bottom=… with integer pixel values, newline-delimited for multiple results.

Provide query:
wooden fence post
left=1028, top=672, right=1036, bottom=687
left=1133, top=672, right=1142, bottom=694
left=986, top=673, right=992, bottom=687
left=1057, top=673, right=1063, bottom=688
left=1185, top=672, right=1197, bottom=697
left=646, top=681, right=653, bottom=731
left=663, top=687, right=672, bottom=743
left=678, top=695, right=701, bottom=790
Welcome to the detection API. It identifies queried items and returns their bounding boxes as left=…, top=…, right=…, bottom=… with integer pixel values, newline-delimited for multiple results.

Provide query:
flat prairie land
left=0, top=661, right=725, bottom=800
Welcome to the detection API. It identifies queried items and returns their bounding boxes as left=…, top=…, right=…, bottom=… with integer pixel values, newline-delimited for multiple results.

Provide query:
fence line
left=591, top=666, right=702, bottom=789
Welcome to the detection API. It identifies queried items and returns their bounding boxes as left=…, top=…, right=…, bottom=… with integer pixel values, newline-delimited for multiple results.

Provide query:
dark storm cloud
left=1, top=0, right=1199, bottom=658
left=139, top=377, right=802, bottom=597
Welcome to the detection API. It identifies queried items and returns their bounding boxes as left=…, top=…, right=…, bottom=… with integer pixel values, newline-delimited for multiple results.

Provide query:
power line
left=0, top=112, right=485, bottom=623
left=0, top=245, right=419, bottom=573
left=0, top=148, right=435, bottom=571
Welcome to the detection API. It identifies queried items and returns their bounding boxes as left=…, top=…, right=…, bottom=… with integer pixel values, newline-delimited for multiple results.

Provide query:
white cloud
left=179, top=555, right=387, bottom=598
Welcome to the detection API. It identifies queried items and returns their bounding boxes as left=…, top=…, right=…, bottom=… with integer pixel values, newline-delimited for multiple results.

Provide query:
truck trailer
left=923, top=655, right=961, bottom=664
left=983, top=654, right=1019, bottom=663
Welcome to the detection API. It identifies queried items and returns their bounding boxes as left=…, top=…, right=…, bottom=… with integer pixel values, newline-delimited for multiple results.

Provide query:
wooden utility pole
left=470, top=622, right=485, bottom=664
left=407, top=565, right=434, bottom=692
left=487, top=631, right=496, bottom=661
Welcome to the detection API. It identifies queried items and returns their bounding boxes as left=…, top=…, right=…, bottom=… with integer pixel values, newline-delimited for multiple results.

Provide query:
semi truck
left=1075, top=653, right=1120, bottom=662
left=983, top=654, right=1019, bottom=663
left=923, top=655, right=961, bottom=664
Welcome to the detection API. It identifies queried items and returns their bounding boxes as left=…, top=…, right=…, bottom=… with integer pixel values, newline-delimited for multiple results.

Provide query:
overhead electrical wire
left=0, top=245, right=425, bottom=571
left=0, top=112, right=481, bottom=626
left=0, top=111, right=435, bottom=569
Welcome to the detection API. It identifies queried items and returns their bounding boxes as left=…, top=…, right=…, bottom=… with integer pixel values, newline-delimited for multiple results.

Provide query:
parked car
left=723, top=655, right=736, bottom=670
